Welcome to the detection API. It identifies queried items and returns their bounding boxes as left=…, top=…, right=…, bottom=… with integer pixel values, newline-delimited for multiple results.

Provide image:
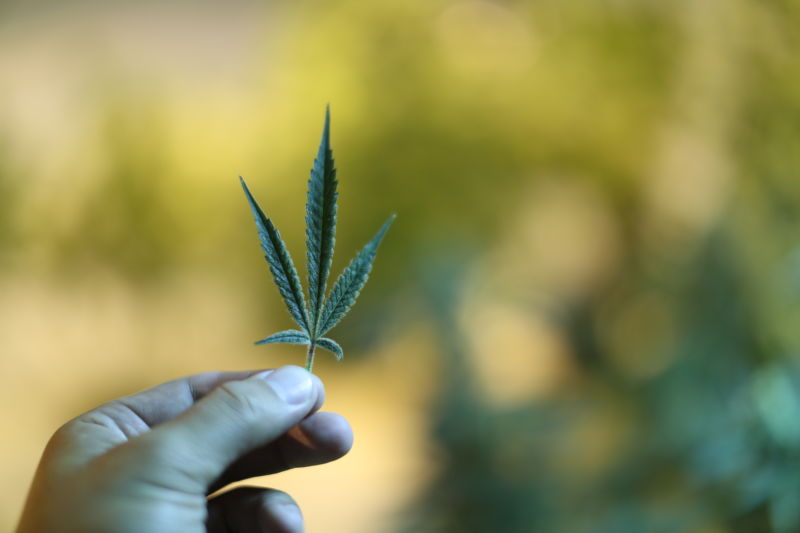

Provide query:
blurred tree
left=395, top=2, right=800, bottom=532
left=56, top=97, right=176, bottom=280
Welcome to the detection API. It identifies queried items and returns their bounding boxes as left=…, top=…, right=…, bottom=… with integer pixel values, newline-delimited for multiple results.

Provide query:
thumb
left=121, top=365, right=321, bottom=491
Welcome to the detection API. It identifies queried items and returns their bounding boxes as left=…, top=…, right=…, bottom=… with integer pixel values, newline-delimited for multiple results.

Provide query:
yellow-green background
left=2, top=1, right=800, bottom=531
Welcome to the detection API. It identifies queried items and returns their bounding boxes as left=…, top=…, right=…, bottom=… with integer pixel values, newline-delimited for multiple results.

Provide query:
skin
left=16, top=365, right=353, bottom=533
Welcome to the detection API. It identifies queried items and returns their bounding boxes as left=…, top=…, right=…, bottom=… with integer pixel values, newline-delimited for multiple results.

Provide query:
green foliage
left=252, top=330, right=345, bottom=362
left=305, top=107, right=339, bottom=337
left=241, top=109, right=393, bottom=371
left=315, top=337, right=344, bottom=361
left=255, top=329, right=310, bottom=346
left=240, top=177, right=309, bottom=332
left=318, top=215, right=394, bottom=336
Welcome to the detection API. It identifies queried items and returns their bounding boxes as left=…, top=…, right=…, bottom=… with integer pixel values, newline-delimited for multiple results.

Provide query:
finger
left=50, top=370, right=325, bottom=472
left=207, top=487, right=303, bottom=533
left=210, top=411, right=353, bottom=493
left=118, top=366, right=323, bottom=491
left=114, top=371, right=325, bottom=429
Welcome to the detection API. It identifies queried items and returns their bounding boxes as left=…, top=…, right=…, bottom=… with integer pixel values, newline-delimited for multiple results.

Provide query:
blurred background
left=1, top=0, right=800, bottom=531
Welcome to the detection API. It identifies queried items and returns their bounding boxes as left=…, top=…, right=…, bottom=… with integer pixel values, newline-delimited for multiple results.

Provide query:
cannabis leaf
left=240, top=107, right=394, bottom=372
left=240, top=179, right=309, bottom=332
left=255, top=330, right=309, bottom=346
left=318, top=216, right=394, bottom=337
left=305, top=107, right=338, bottom=337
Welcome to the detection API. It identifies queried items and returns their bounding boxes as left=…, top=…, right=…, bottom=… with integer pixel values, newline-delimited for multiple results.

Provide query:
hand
left=16, top=366, right=353, bottom=533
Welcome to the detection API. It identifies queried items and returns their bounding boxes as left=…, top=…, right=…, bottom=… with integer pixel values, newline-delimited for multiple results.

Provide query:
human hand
left=16, top=366, right=352, bottom=533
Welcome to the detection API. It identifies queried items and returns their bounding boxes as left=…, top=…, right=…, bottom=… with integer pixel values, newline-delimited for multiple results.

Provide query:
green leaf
left=241, top=108, right=395, bottom=373
left=318, top=215, right=395, bottom=336
left=305, top=106, right=338, bottom=336
left=316, top=337, right=343, bottom=360
left=240, top=177, right=310, bottom=333
left=255, top=329, right=310, bottom=346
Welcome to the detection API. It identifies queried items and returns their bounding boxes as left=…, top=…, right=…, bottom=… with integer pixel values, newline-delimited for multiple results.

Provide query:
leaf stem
left=305, top=341, right=316, bottom=372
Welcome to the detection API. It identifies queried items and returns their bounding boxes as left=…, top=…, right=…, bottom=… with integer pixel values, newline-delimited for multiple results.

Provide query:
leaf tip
left=240, top=176, right=254, bottom=200
left=375, top=214, right=396, bottom=241
left=320, top=106, right=331, bottom=150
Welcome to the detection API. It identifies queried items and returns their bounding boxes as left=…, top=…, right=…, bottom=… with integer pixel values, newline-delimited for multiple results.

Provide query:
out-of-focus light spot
left=463, top=301, right=574, bottom=406
left=436, top=1, right=535, bottom=78
left=644, top=125, right=731, bottom=237
left=490, top=178, right=623, bottom=298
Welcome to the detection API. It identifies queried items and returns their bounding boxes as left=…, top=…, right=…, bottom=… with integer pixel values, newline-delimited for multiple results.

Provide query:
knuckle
left=215, top=380, right=271, bottom=422
left=46, top=420, right=78, bottom=453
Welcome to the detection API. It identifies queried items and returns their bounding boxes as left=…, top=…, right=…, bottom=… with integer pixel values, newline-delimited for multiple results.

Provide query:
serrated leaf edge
left=316, top=337, right=344, bottom=360
left=305, top=106, right=338, bottom=337
left=240, top=177, right=310, bottom=333
left=317, top=215, right=395, bottom=336
left=255, top=329, right=310, bottom=345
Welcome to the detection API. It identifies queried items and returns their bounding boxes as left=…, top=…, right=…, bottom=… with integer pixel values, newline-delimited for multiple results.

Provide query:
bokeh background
left=2, top=0, right=800, bottom=531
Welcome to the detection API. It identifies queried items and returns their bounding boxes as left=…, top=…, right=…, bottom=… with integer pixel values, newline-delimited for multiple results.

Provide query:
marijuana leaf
left=255, top=329, right=310, bottom=346
left=318, top=215, right=395, bottom=337
left=240, top=177, right=309, bottom=332
left=305, top=106, right=338, bottom=337
left=316, top=337, right=343, bottom=361
left=241, top=108, right=393, bottom=372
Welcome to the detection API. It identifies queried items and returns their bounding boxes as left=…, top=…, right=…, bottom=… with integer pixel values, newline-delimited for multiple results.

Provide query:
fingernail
left=259, top=366, right=313, bottom=406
